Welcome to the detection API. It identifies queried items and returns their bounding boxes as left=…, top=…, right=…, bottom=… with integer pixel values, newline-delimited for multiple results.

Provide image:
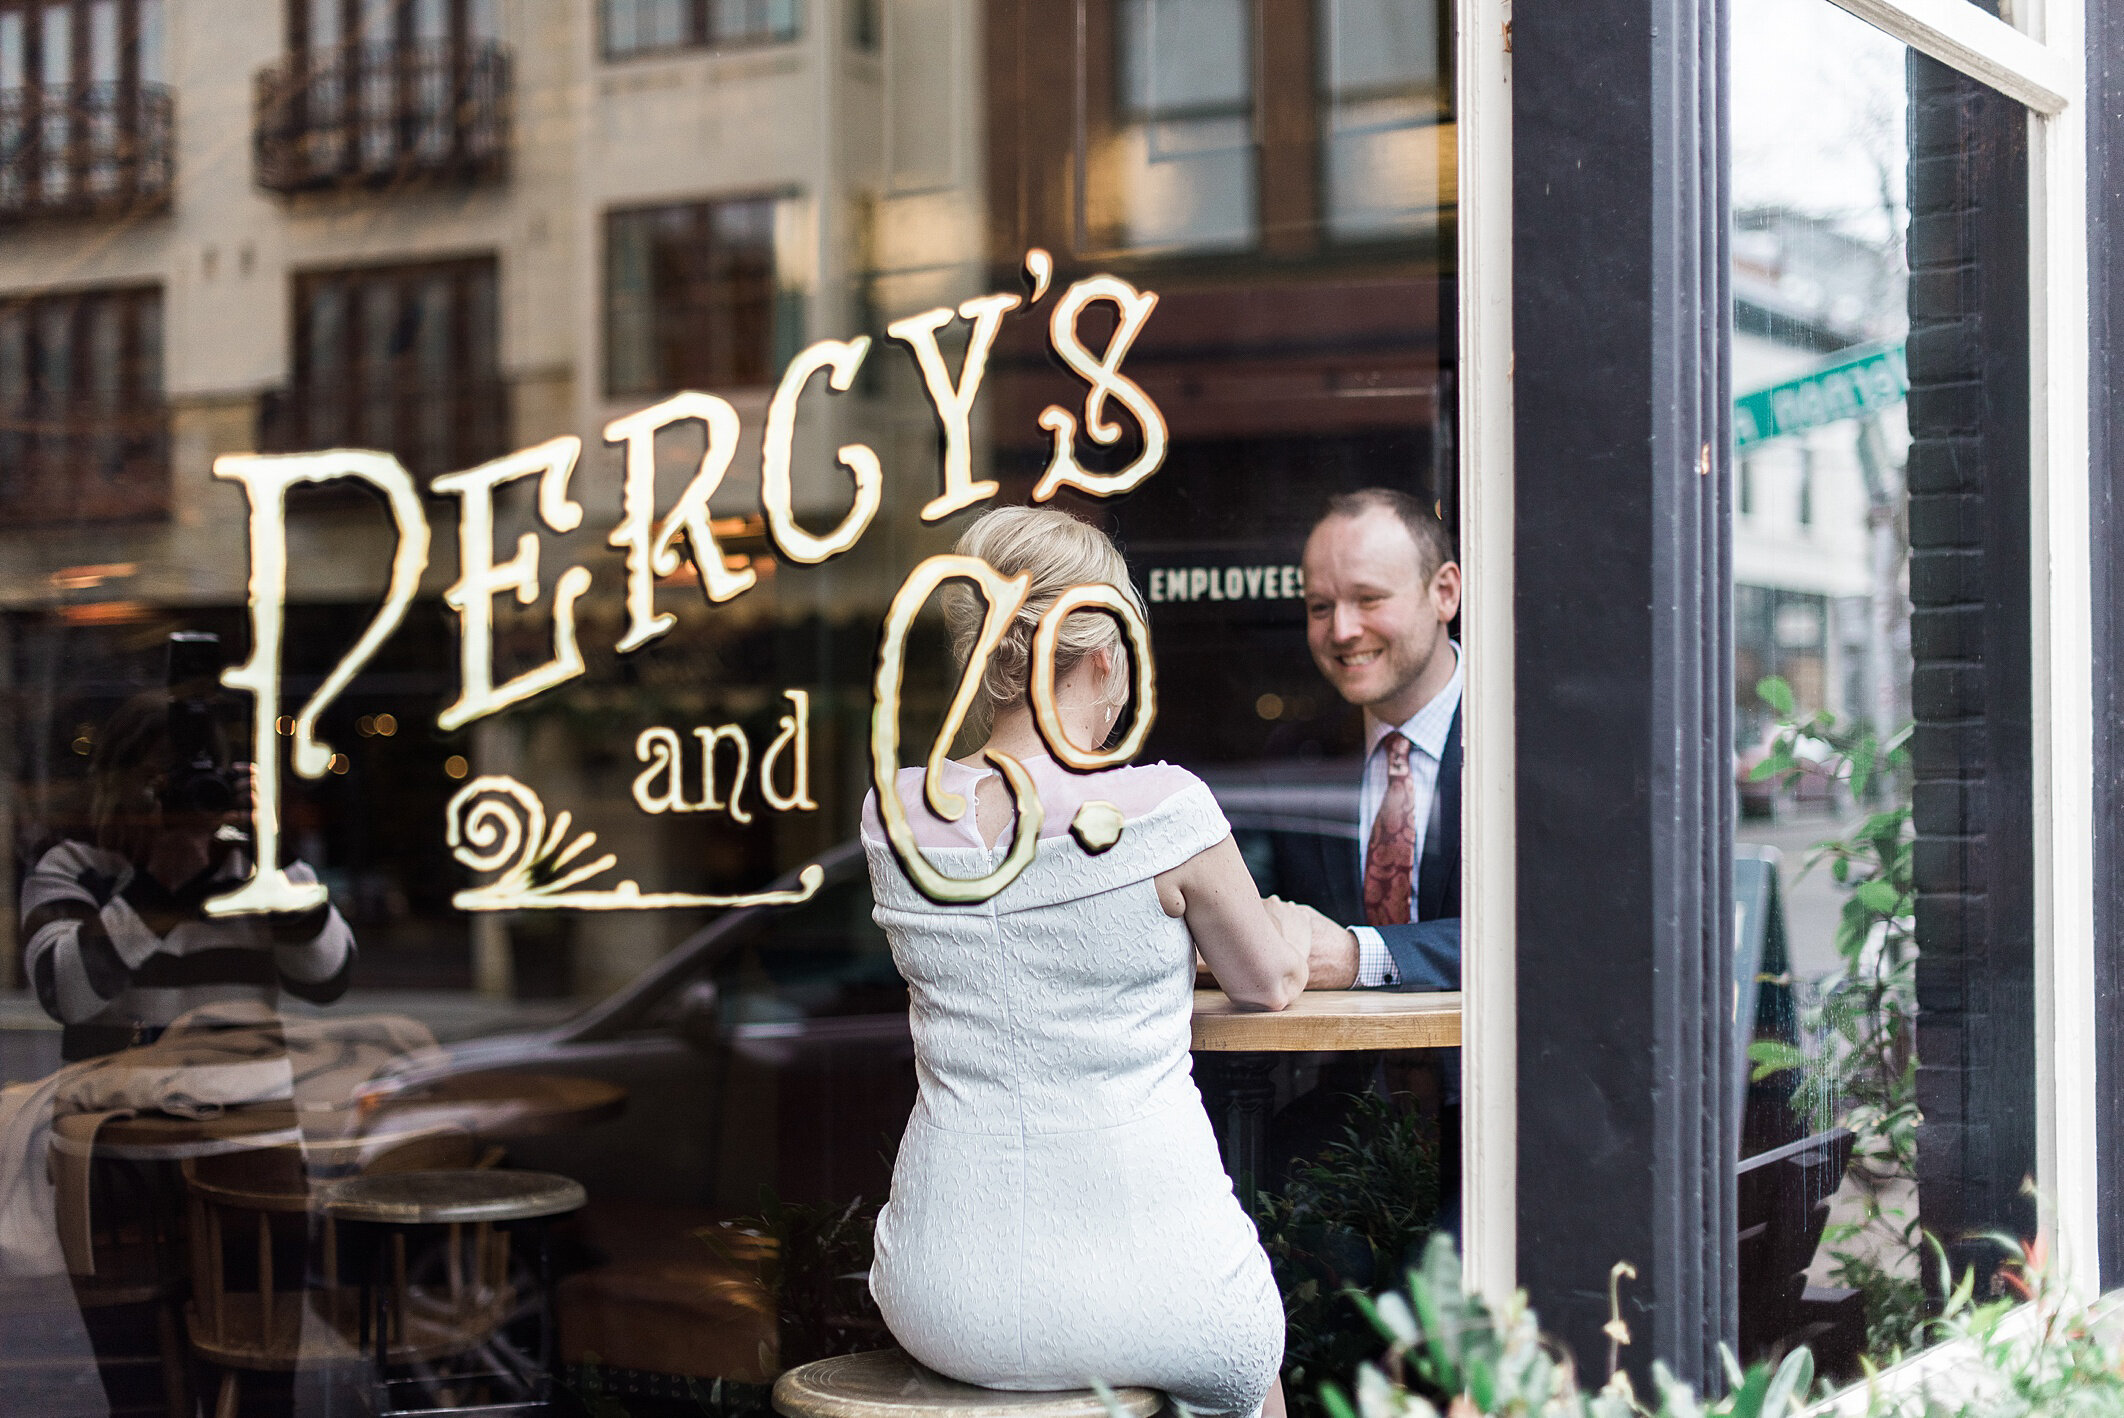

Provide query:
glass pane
left=136, top=0, right=163, bottom=83
left=307, top=0, right=340, bottom=51
left=132, top=286, right=158, bottom=395
left=1730, top=0, right=2034, bottom=1381
left=605, top=0, right=688, bottom=55
left=86, top=0, right=114, bottom=83
left=39, top=3, right=69, bottom=198
left=1111, top=0, right=1256, bottom=251
left=39, top=3, right=68, bottom=84
left=0, top=11, right=22, bottom=88
left=0, top=5, right=1462, bottom=1414
left=1319, top=0, right=1449, bottom=240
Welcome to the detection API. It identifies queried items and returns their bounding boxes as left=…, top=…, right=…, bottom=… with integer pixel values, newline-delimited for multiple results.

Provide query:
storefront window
left=1731, top=0, right=2035, bottom=1378
left=0, top=1, right=1462, bottom=1412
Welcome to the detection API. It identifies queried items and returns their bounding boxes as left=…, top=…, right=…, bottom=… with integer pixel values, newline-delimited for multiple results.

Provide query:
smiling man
left=1295, top=486, right=1463, bottom=993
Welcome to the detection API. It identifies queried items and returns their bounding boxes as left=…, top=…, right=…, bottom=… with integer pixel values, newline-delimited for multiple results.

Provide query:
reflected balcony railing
left=258, top=379, right=512, bottom=483
left=254, top=40, right=511, bottom=194
left=0, top=406, right=172, bottom=525
left=0, top=84, right=176, bottom=224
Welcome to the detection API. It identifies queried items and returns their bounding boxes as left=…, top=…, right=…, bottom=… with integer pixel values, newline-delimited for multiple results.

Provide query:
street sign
left=1734, top=340, right=1906, bottom=448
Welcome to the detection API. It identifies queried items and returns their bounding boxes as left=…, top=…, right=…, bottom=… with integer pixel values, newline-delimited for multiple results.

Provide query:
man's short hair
left=1316, top=487, right=1456, bottom=582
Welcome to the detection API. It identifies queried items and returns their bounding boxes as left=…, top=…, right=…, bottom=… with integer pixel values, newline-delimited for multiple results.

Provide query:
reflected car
left=381, top=772, right=1367, bottom=1212
left=361, top=778, right=1369, bottom=1390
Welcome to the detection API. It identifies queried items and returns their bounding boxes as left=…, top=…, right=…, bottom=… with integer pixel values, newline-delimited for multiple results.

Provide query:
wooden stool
left=321, top=1169, right=585, bottom=1416
left=773, top=1349, right=1163, bottom=1418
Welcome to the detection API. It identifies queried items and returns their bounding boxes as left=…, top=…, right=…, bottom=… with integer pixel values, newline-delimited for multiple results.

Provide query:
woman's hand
left=1264, top=897, right=1359, bottom=990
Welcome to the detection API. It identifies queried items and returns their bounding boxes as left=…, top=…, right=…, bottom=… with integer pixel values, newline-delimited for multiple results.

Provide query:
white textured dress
left=860, top=756, right=1284, bottom=1418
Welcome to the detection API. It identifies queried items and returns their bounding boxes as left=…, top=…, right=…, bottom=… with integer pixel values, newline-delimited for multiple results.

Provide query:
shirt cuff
left=1352, top=926, right=1400, bottom=988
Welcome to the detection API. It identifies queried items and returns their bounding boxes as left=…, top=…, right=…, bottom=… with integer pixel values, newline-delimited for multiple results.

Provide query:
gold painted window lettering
left=191, top=258, right=1168, bottom=915
left=870, top=558, right=1162, bottom=905
left=1031, top=274, right=1168, bottom=503
left=761, top=688, right=819, bottom=811
left=208, top=450, right=432, bottom=917
left=1029, top=583, right=1157, bottom=771
left=446, top=775, right=824, bottom=911
left=760, top=336, right=883, bottom=562
left=433, top=436, right=594, bottom=731
left=605, top=391, right=755, bottom=653
left=871, top=555, right=1046, bottom=903
left=889, top=293, right=1019, bottom=522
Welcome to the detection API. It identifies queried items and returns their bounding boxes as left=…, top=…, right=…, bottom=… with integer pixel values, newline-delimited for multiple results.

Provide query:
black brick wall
left=1903, top=52, right=2036, bottom=1258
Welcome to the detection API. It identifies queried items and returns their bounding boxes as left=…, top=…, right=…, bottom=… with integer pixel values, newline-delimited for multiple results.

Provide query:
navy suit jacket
left=1271, top=707, right=1460, bottom=993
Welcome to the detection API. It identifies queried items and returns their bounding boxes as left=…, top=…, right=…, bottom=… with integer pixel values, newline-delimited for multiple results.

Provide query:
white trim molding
left=1457, top=0, right=1517, bottom=1306
left=1827, top=0, right=2075, bottom=112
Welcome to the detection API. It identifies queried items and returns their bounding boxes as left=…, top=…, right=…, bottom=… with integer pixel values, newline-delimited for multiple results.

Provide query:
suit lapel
left=1416, top=704, right=1462, bottom=922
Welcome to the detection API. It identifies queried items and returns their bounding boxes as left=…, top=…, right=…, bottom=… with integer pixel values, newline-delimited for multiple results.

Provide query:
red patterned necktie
left=1363, top=731, right=1416, bottom=927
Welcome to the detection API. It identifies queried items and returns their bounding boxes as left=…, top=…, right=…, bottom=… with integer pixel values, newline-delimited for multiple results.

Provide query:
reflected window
left=602, top=0, right=800, bottom=58
left=261, top=0, right=505, bottom=190
left=0, top=285, right=165, bottom=525
left=0, top=0, right=167, bottom=212
left=605, top=194, right=801, bottom=397
left=1112, top=0, right=1255, bottom=253
left=273, top=257, right=504, bottom=480
left=1318, top=0, right=1449, bottom=240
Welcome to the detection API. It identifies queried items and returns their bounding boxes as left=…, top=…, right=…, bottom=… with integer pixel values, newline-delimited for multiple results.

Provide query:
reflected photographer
left=21, top=632, right=355, bottom=1061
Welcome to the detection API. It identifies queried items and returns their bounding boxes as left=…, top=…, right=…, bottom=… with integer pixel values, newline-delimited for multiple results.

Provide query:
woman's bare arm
left=1156, top=836, right=1306, bottom=1010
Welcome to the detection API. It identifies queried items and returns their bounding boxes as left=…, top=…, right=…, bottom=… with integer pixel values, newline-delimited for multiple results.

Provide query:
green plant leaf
left=1761, top=1346, right=1812, bottom=1417
left=1372, top=1291, right=1421, bottom=1347
left=1748, top=1040, right=1806, bottom=1080
left=1757, top=676, right=1796, bottom=718
left=1853, top=877, right=1902, bottom=916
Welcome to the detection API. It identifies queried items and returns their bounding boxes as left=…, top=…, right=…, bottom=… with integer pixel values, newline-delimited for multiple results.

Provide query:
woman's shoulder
left=859, top=761, right=987, bottom=848
left=1073, top=760, right=1217, bottom=820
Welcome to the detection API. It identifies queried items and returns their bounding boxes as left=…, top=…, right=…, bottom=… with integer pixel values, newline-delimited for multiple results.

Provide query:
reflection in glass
left=1319, top=0, right=1450, bottom=240
left=1730, top=0, right=2033, bottom=1378
left=0, top=1, right=1461, bottom=1408
left=604, top=195, right=794, bottom=397
left=1114, top=0, right=1256, bottom=252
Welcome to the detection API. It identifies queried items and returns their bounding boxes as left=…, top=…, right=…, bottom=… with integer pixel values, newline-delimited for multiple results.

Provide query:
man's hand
left=1263, top=897, right=1358, bottom=990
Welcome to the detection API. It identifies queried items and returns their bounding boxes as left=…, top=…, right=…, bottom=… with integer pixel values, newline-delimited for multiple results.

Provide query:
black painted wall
left=1902, top=53, right=2037, bottom=1263
left=2088, top=0, right=2124, bottom=1291
left=1512, top=0, right=1735, bottom=1385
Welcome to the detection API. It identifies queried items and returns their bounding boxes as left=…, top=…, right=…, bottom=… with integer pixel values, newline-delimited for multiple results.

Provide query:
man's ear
left=1431, top=561, right=1464, bottom=621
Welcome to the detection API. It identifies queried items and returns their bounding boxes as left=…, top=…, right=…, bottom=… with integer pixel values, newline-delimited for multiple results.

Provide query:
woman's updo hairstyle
left=942, top=506, right=1144, bottom=738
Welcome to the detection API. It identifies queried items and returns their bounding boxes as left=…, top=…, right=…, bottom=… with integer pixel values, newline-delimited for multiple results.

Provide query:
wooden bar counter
left=1189, top=989, right=1463, bottom=1206
left=1190, top=989, right=1463, bottom=1051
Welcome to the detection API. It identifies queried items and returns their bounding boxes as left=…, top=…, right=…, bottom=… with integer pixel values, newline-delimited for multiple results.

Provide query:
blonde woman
left=861, top=506, right=1309, bottom=1418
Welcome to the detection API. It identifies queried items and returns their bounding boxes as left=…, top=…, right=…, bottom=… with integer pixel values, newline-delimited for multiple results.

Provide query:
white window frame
left=1456, top=0, right=1517, bottom=1305
left=1453, top=0, right=2099, bottom=1307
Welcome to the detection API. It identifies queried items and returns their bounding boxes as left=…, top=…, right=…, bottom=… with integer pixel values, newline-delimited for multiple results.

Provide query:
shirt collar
left=1364, top=641, right=1463, bottom=762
